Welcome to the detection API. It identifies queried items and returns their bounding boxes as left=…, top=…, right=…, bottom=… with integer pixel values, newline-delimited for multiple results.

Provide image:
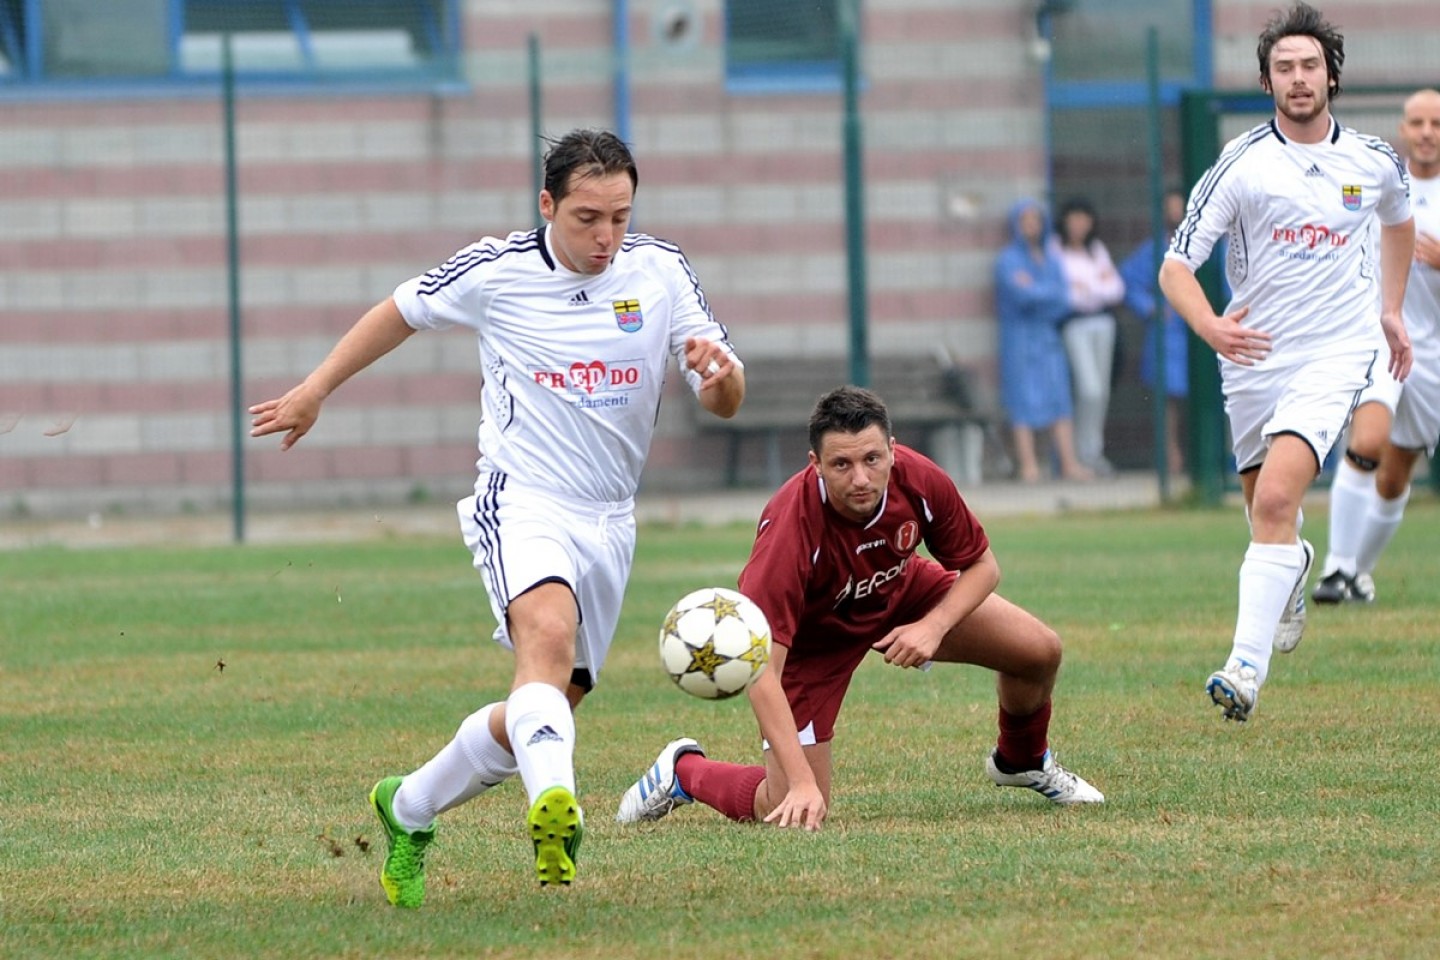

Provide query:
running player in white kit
left=249, top=130, right=745, bottom=902
left=1159, top=2, right=1414, bottom=723
left=1312, top=89, right=1440, bottom=606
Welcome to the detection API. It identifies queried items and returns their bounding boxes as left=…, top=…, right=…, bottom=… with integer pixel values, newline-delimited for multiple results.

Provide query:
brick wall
left=0, top=0, right=1067, bottom=518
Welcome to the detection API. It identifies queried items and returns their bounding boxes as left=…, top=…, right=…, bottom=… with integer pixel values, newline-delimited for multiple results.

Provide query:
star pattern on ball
left=685, top=639, right=729, bottom=679
left=662, top=607, right=683, bottom=637
left=698, top=592, right=742, bottom=621
left=737, top=632, right=768, bottom=668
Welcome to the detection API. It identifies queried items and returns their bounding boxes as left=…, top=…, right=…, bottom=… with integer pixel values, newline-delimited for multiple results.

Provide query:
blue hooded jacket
left=1120, top=235, right=1189, bottom=398
left=994, top=199, right=1074, bottom=427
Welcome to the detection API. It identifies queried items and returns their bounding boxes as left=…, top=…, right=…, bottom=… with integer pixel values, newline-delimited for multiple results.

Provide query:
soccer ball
left=658, top=587, right=772, bottom=700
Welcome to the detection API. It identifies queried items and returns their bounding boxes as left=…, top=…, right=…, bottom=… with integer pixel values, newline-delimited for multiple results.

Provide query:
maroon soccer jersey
left=736, top=444, right=989, bottom=741
left=737, top=444, right=989, bottom=655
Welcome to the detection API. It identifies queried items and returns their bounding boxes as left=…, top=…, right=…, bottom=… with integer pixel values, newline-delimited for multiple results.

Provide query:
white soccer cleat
left=1206, top=660, right=1260, bottom=722
left=1273, top=539, right=1315, bottom=653
left=1350, top=572, right=1376, bottom=604
left=985, top=749, right=1104, bottom=804
left=615, top=738, right=704, bottom=823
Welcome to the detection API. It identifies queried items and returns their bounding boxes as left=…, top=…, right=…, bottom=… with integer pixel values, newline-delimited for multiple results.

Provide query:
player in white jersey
left=249, top=130, right=746, bottom=901
left=1159, top=2, right=1414, bottom=722
left=1312, top=89, right=1440, bottom=605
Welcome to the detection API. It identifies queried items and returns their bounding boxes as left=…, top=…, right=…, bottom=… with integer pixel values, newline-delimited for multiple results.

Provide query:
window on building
left=0, top=0, right=461, bottom=93
left=726, top=0, right=847, bottom=93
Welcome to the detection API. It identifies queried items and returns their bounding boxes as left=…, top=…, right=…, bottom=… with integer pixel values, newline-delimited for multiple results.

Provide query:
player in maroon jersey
left=617, top=385, right=1103, bottom=830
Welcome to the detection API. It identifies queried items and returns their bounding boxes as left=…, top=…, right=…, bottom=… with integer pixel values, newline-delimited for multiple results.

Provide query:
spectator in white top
left=1160, top=2, right=1413, bottom=723
left=1053, top=197, right=1126, bottom=476
left=249, top=129, right=746, bottom=901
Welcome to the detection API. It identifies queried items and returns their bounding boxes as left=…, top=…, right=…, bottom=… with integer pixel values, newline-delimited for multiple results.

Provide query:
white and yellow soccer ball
left=658, top=587, right=772, bottom=700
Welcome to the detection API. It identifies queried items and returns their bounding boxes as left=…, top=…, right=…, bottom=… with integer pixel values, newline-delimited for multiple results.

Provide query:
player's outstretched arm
left=685, top=337, right=745, bottom=419
left=747, top=648, right=827, bottom=831
left=1158, top=259, right=1269, bottom=365
left=250, top=297, right=416, bottom=450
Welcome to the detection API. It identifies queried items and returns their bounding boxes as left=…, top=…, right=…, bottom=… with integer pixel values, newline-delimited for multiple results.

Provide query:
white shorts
left=1357, top=350, right=1440, bottom=455
left=457, top=472, right=636, bottom=683
left=1224, top=350, right=1374, bottom=472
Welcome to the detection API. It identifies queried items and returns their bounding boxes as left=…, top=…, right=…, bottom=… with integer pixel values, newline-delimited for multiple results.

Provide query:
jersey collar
left=1268, top=115, right=1340, bottom=145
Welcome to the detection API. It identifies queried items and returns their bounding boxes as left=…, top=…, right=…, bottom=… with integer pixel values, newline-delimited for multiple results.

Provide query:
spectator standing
left=1054, top=197, right=1127, bottom=476
left=1121, top=188, right=1190, bottom=475
left=994, top=199, right=1093, bottom=483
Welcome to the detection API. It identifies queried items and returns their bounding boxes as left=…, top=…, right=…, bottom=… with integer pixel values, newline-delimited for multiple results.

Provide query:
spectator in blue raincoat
left=994, top=199, right=1092, bottom=482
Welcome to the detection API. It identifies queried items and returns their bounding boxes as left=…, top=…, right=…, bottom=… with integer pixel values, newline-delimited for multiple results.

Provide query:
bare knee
left=1028, top=623, right=1063, bottom=681
left=1003, top=622, right=1062, bottom=685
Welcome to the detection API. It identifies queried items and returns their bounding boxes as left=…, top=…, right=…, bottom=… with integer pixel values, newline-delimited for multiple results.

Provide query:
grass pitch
left=3, top=501, right=1439, bottom=959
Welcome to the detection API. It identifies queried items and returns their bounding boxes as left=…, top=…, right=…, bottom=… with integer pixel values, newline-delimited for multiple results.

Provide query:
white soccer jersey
left=1407, top=168, right=1440, bottom=346
left=394, top=225, right=738, bottom=503
left=1167, top=117, right=1411, bottom=368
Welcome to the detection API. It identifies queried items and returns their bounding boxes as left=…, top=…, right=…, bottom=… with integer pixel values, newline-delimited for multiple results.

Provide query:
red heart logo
left=569, top=360, right=607, bottom=394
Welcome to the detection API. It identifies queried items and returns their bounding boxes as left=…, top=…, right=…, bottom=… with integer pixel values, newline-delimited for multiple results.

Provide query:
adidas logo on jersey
left=568, top=291, right=591, bottom=306
left=1303, top=164, right=1324, bottom=177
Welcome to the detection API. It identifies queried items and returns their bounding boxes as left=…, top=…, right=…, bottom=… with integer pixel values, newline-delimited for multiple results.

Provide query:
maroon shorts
left=779, top=557, right=957, bottom=744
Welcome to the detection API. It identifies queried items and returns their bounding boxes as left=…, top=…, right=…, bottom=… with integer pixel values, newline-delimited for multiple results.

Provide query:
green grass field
left=3, top=501, right=1439, bottom=959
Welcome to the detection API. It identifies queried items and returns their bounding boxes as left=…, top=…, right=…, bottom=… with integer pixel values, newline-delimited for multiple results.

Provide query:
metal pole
left=612, top=0, right=632, bottom=146
left=840, top=0, right=869, bottom=387
left=528, top=32, right=543, bottom=226
left=1145, top=27, right=1170, bottom=502
left=222, top=33, right=246, bottom=543
left=1179, top=91, right=1226, bottom=505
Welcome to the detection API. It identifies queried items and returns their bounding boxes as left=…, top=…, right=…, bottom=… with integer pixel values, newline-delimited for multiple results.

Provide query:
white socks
left=1230, top=540, right=1305, bottom=685
left=1356, top=485, right=1410, bottom=576
left=505, top=681, right=577, bottom=805
left=383, top=682, right=578, bottom=832
left=1321, top=459, right=1373, bottom=576
left=392, top=702, right=519, bottom=831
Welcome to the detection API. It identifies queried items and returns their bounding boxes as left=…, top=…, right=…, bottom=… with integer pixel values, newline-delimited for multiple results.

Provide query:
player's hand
left=685, top=337, right=734, bottom=389
left=763, top=783, right=827, bottom=832
left=1196, top=305, right=1270, bottom=366
left=871, top=621, right=943, bottom=669
left=1380, top=310, right=1413, bottom=382
left=249, top=382, right=325, bottom=451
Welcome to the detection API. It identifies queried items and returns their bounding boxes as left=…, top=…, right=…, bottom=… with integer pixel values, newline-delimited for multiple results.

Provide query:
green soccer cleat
left=528, top=785, right=584, bottom=887
left=369, top=776, right=435, bottom=908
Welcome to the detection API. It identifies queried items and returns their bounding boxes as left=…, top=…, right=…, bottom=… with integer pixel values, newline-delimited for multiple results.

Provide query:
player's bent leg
left=931, top=593, right=1061, bottom=707
left=757, top=740, right=831, bottom=823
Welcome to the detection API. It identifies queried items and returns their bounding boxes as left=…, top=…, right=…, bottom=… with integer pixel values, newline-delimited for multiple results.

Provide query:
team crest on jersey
left=1342, top=185, right=1362, bottom=211
left=613, top=298, right=643, bottom=333
left=893, top=520, right=920, bottom=552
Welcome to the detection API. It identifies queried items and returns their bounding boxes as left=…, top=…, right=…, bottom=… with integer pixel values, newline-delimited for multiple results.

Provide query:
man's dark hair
left=1257, top=2, right=1344, bottom=99
left=542, top=129, right=638, bottom=203
left=808, top=385, right=892, bottom=453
